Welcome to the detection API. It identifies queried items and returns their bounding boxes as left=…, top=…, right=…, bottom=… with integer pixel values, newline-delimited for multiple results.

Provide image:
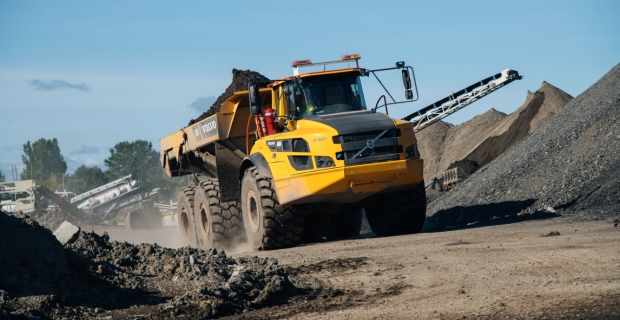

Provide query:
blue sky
left=1, top=1, right=619, bottom=178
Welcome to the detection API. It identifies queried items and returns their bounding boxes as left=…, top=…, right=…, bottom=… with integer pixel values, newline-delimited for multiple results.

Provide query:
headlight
left=406, top=144, right=420, bottom=158
left=315, top=156, right=335, bottom=168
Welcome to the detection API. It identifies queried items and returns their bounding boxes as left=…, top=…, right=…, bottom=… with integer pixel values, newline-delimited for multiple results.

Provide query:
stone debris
left=0, top=210, right=304, bottom=319
left=53, top=220, right=81, bottom=244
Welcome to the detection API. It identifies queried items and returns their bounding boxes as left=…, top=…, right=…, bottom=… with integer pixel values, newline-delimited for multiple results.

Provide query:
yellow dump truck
left=160, top=55, right=427, bottom=250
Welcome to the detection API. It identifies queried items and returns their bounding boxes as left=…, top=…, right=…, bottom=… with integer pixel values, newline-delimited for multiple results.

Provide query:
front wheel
left=365, top=183, right=427, bottom=237
left=241, top=167, right=304, bottom=250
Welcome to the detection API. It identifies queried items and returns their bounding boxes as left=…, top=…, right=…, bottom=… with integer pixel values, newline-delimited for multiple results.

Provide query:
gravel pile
left=28, top=208, right=83, bottom=231
left=189, top=69, right=270, bottom=125
left=1, top=210, right=305, bottom=319
left=425, top=63, right=620, bottom=230
left=417, top=81, right=572, bottom=182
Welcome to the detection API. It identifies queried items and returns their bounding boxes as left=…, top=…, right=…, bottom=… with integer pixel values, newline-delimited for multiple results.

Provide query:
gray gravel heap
left=425, top=63, right=620, bottom=230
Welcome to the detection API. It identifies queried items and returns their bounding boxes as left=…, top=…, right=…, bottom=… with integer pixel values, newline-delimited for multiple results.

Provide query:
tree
left=20, top=138, right=68, bottom=183
left=104, top=140, right=166, bottom=190
left=65, top=165, right=109, bottom=194
left=0, top=170, right=5, bottom=182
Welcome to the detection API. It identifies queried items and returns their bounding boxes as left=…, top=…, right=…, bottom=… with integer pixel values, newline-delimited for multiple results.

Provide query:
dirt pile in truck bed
left=417, top=81, right=573, bottom=182
left=189, top=69, right=270, bottom=125
left=1, top=210, right=307, bottom=319
left=425, top=63, right=620, bottom=230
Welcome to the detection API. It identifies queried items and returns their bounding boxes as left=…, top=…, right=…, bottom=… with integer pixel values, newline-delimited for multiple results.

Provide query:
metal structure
left=3, top=174, right=162, bottom=224
left=403, top=69, right=522, bottom=132
left=0, top=180, right=37, bottom=213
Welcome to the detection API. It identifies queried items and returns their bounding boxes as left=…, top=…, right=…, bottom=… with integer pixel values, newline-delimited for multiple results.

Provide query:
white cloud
left=84, top=158, right=98, bottom=166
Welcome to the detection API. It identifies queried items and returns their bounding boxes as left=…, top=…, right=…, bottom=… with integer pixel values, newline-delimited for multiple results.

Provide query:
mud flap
left=215, top=142, right=244, bottom=201
left=125, top=210, right=163, bottom=230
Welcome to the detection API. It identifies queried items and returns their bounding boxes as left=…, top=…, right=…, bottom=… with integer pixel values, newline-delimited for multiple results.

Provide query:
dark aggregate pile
left=425, top=63, right=620, bottom=230
left=28, top=208, right=83, bottom=231
left=189, top=69, right=270, bottom=125
left=0, top=210, right=304, bottom=319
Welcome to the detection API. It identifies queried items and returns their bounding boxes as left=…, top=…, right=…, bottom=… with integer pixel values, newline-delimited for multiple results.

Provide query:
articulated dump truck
left=160, top=55, right=427, bottom=250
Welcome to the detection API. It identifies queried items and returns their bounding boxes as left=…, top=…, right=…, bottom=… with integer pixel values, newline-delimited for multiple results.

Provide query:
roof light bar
left=291, top=59, right=312, bottom=67
left=292, top=54, right=361, bottom=75
left=341, top=54, right=361, bottom=60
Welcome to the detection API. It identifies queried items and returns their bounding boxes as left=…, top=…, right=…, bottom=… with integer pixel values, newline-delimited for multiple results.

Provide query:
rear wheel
left=365, top=182, right=427, bottom=236
left=241, top=167, right=304, bottom=250
left=177, top=186, right=198, bottom=247
left=194, top=179, right=245, bottom=250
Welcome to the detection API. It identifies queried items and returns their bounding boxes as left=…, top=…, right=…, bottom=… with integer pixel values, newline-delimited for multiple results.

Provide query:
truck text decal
left=191, top=116, right=218, bottom=142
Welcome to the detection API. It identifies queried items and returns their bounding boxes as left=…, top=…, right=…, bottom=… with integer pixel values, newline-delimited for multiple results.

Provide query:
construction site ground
left=87, top=214, right=620, bottom=319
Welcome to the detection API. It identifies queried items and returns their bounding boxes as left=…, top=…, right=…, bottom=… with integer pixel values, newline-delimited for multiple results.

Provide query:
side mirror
left=248, top=82, right=262, bottom=115
left=405, top=89, right=414, bottom=100
left=402, top=69, right=412, bottom=89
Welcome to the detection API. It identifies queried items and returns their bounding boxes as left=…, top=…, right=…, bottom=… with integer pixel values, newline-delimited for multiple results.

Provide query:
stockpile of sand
left=417, top=81, right=573, bottom=182
left=425, top=63, right=620, bottom=230
left=0, top=211, right=307, bottom=318
left=189, top=69, right=270, bottom=125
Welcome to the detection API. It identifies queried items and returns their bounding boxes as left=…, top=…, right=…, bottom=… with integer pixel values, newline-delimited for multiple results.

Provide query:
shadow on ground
left=422, top=199, right=560, bottom=232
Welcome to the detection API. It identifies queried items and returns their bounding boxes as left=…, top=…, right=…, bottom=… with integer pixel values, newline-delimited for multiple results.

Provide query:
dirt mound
left=425, top=63, right=620, bottom=230
left=417, top=108, right=507, bottom=182
left=1, top=211, right=311, bottom=319
left=28, top=208, right=83, bottom=231
left=461, top=82, right=573, bottom=170
left=417, top=82, right=572, bottom=183
left=189, top=69, right=270, bottom=125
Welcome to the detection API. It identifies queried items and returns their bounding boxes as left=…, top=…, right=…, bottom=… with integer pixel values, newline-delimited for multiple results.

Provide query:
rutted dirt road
left=92, top=214, right=620, bottom=319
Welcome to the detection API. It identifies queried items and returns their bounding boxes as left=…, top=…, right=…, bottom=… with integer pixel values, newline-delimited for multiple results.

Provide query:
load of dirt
left=0, top=210, right=311, bottom=319
left=425, top=63, right=620, bottom=230
left=417, top=81, right=573, bottom=183
left=189, top=69, right=270, bottom=125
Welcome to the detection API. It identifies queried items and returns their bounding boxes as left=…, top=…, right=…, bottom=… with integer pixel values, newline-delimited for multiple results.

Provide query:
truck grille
left=333, top=129, right=402, bottom=166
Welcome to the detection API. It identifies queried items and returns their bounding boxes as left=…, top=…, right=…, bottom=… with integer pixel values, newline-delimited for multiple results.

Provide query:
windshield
left=287, top=74, right=367, bottom=119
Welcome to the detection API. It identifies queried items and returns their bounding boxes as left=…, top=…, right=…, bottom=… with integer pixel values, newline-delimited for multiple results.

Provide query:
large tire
left=177, top=186, right=198, bottom=247
left=240, top=167, right=304, bottom=250
left=329, top=208, right=363, bottom=239
left=193, top=179, right=245, bottom=250
left=304, top=208, right=362, bottom=241
left=365, top=182, right=427, bottom=237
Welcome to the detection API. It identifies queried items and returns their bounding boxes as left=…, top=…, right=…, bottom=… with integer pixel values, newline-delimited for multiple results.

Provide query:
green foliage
left=66, top=165, right=109, bottom=194
left=0, top=170, right=5, bottom=182
left=20, top=138, right=68, bottom=184
left=104, top=140, right=167, bottom=190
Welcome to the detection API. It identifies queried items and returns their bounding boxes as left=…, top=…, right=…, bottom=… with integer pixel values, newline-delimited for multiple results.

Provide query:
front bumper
left=273, top=158, right=424, bottom=206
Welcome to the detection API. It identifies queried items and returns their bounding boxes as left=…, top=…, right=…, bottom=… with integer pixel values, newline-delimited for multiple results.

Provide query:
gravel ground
left=425, top=63, right=620, bottom=230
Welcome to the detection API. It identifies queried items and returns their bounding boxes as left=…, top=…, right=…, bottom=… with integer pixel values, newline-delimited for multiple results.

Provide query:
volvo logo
left=366, top=139, right=375, bottom=149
